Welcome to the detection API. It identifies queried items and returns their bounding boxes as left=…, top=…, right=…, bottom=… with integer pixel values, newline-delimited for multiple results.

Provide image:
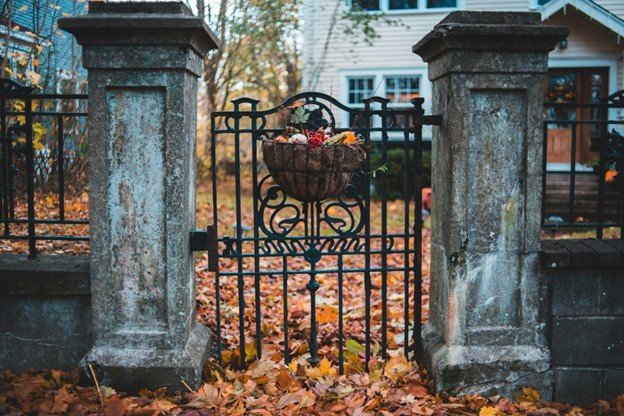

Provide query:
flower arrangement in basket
left=262, top=105, right=367, bottom=202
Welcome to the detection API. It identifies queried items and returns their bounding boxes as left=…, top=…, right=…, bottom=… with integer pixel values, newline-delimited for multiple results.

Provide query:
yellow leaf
left=305, top=358, right=337, bottom=380
left=26, top=70, right=41, bottom=86
left=516, top=386, right=541, bottom=404
left=33, top=122, right=47, bottom=151
left=35, top=45, right=43, bottom=54
left=245, top=341, right=257, bottom=362
left=4, top=67, right=13, bottom=77
left=344, top=352, right=365, bottom=374
left=13, top=100, right=24, bottom=112
left=383, top=355, right=411, bottom=383
left=17, top=54, right=28, bottom=66
left=288, top=360, right=298, bottom=373
left=479, top=406, right=504, bottom=416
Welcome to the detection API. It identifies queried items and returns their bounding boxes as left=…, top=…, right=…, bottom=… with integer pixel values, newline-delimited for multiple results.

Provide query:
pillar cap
left=413, top=11, right=569, bottom=62
left=58, top=1, right=219, bottom=58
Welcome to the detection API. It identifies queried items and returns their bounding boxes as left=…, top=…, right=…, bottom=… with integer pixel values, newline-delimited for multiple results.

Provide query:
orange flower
left=344, top=131, right=357, bottom=144
left=605, top=170, right=618, bottom=184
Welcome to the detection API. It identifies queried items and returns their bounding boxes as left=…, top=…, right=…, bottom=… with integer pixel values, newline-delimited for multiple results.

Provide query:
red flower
left=305, top=129, right=327, bottom=148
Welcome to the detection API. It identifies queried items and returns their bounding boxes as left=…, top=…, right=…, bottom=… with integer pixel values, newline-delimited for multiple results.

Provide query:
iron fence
left=0, top=78, right=88, bottom=258
left=202, top=92, right=441, bottom=371
left=542, top=90, right=624, bottom=238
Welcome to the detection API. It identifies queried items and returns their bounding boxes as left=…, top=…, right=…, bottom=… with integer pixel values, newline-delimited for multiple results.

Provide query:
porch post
left=59, top=2, right=218, bottom=392
left=413, top=12, right=568, bottom=397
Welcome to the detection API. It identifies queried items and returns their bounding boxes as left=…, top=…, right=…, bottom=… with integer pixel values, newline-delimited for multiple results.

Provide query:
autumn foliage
left=2, top=366, right=624, bottom=415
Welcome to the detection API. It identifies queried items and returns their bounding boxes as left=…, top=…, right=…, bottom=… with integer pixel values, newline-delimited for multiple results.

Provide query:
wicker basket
left=262, top=139, right=366, bottom=202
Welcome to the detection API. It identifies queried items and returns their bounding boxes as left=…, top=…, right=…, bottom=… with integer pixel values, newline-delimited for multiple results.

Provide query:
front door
left=545, top=67, right=609, bottom=166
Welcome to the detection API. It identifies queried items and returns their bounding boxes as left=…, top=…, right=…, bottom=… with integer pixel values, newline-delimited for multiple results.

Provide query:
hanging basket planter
left=262, top=140, right=366, bottom=202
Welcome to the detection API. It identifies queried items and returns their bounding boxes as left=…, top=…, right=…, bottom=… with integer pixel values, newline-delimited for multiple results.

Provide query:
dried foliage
left=3, top=189, right=623, bottom=414
left=2, top=367, right=624, bottom=415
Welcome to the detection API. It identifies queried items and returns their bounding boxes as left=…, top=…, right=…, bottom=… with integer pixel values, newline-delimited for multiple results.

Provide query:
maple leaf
left=306, top=358, right=337, bottom=380
left=50, top=387, right=72, bottom=413
left=290, top=107, right=309, bottom=125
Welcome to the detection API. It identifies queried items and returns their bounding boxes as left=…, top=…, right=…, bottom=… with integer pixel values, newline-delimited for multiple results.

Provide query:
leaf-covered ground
left=2, top=367, right=624, bottom=415
left=2, top=189, right=624, bottom=414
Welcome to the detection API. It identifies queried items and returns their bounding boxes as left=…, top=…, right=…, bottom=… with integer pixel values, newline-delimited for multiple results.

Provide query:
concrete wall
left=542, top=240, right=624, bottom=405
left=0, top=255, right=91, bottom=372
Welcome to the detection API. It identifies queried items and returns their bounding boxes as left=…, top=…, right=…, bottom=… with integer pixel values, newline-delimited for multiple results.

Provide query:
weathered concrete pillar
left=413, top=12, right=568, bottom=397
left=59, top=2, right=218, bottom=392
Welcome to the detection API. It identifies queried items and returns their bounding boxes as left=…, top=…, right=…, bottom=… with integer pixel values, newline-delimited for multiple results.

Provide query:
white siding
left=594, top=0, right=624, bottom=20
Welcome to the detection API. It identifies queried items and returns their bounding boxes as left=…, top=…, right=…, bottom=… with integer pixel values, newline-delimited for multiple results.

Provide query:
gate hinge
left=190, top=225, right=218, bottom=271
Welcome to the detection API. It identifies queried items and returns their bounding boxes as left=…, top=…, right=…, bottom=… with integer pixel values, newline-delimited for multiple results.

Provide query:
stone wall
left=542, top=240, right=624, bottom=405
left=0, top=255, right=91, bottom=372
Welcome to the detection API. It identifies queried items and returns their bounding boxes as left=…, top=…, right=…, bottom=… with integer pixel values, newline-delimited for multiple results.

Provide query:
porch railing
left=0, top=78, right=88, bottom=258
left=542, top=90, right=624, bottom=239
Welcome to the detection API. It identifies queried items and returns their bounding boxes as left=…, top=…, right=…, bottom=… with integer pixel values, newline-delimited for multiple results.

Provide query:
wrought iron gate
left=199, top=92, right=440, bottom=371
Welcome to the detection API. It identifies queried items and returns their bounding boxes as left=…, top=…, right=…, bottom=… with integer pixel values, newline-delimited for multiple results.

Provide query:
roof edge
left=538, top=0, right=624, bottom=39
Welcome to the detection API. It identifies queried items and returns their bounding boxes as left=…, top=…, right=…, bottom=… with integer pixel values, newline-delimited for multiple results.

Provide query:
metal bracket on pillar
left=190, top=225, right=218, bottom=271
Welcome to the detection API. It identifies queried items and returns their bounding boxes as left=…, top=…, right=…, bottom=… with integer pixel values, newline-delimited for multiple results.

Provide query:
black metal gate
left=200, top=92, right=440, bottom=371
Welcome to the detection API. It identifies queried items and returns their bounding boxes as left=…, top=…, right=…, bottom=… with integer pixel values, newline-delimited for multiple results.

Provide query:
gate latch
left=190, top=225, right=218, bottom=271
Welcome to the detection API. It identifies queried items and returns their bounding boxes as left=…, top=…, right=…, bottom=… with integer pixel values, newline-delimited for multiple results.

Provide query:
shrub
left=369, top=145, right=431, bottom=200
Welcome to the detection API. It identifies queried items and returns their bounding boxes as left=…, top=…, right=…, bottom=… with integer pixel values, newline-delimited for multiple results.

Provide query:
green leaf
left=346, top=339, right=365, bottom=355
left=371, top=164, right=389, bottom=178
left=290, top=107, right=309, bottom=125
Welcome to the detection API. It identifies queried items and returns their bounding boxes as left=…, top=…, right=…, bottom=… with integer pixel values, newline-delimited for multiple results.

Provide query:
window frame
left=350, top=0, right=462, bottom=14
left=384, top=74, right=422, bottom=105
left=529, top=0, right=553, bottom=9
left=346, top=76, right=377, bottom=107
left=342, top=69, right=431, bottom=140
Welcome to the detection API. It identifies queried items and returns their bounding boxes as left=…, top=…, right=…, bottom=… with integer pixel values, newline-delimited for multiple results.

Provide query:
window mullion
left=380, top=74, right=387, bottom=102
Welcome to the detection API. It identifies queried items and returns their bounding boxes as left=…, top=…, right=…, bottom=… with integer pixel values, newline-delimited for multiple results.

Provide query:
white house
left=302, top=0, right=624, bottom=169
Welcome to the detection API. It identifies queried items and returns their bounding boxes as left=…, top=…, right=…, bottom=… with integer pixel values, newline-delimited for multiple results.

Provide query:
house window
left=385, top=75, right=421, bottom=129
left=347, top=76, right=375, bottom=128
left=348, top=77, right=375, bottom=105
left=353, top=0, right=381, bottom=11
left=352, top=0, right=459, bottom=12
left=385, top=75, right=420, bottom=104
left=426, top=0, right=457, bottom=7
left=530, top=0, right=553, bottom=7
left=389, top=0, right=418, bottom=10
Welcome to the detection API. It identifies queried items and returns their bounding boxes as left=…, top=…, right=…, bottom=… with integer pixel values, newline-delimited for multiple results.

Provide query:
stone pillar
left=59, top=2, right=218, bottom=392
left=413, top=12, right=568, bottom=397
